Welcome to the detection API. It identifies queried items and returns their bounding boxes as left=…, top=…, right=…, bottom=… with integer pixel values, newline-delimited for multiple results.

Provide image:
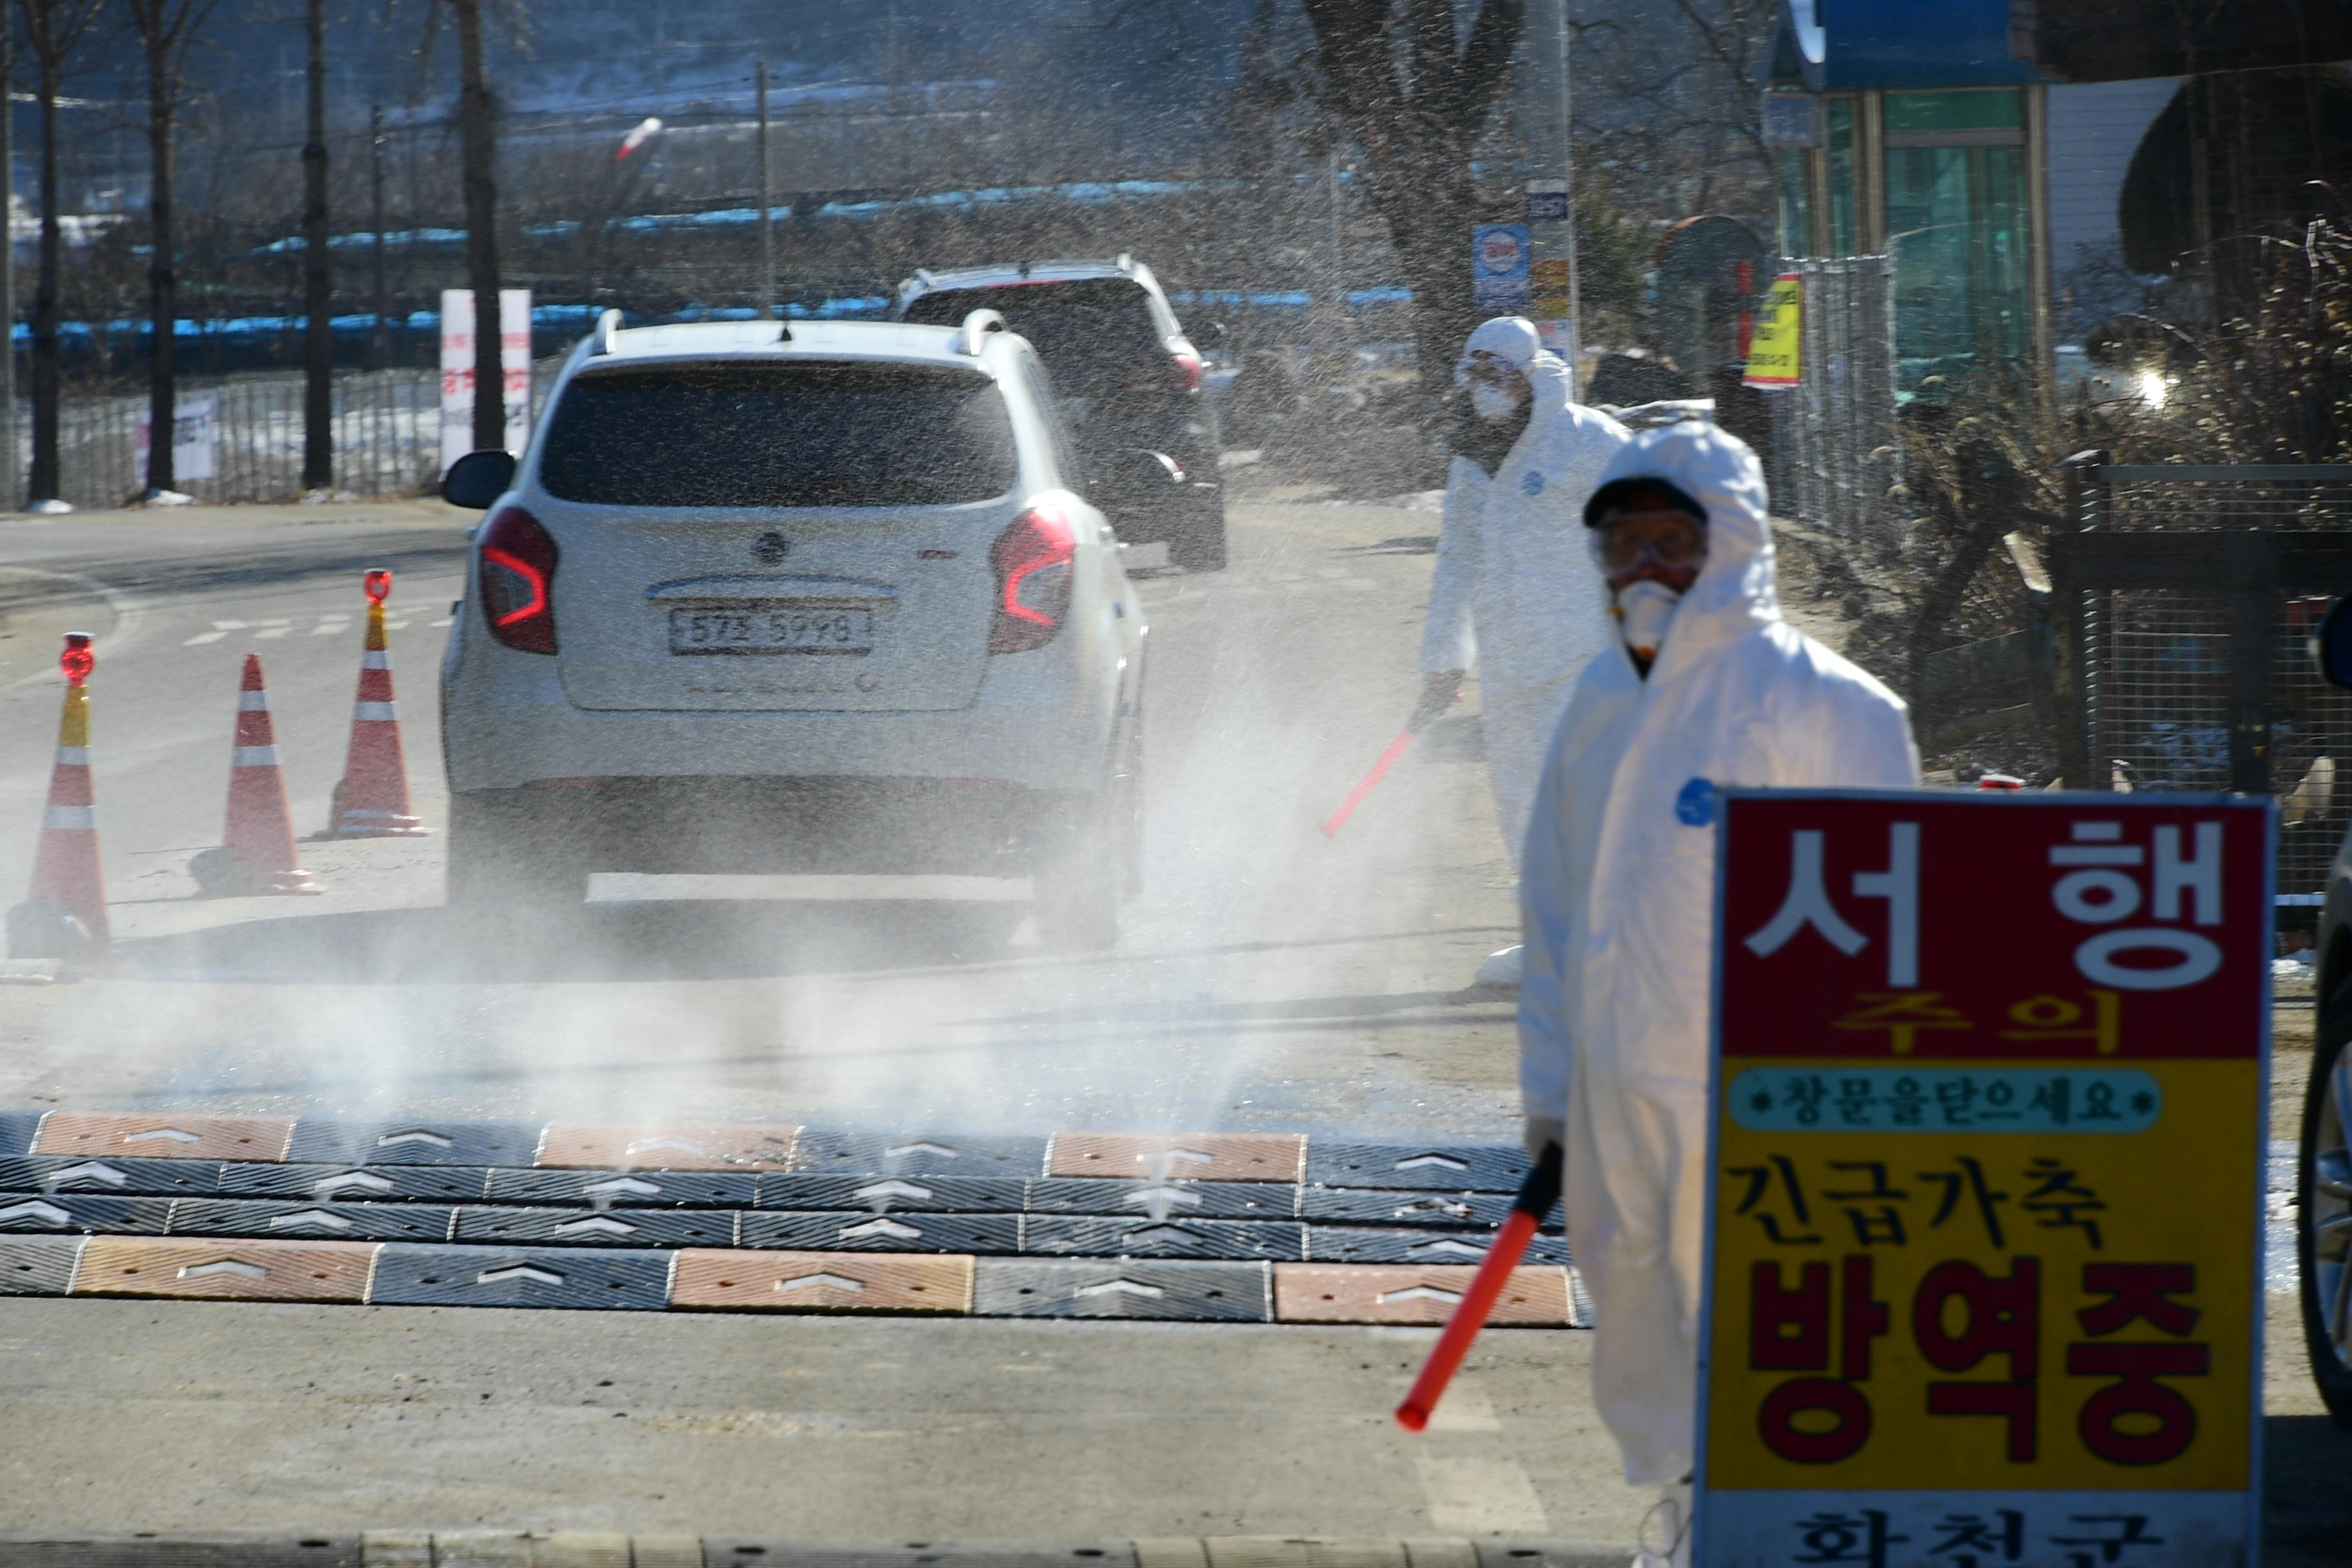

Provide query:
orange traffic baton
left=1320, top=676, right=1462, bottom=838
left=326, top=568, right=427, bottom=838
left=1394, top=1142, right=1564, bottom=1431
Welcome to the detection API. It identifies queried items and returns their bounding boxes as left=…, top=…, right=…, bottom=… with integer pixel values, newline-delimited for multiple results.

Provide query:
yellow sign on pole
left=1742, top=272, right=1803, bottom=389
left=1698, top=792, right=2270, bottom=1568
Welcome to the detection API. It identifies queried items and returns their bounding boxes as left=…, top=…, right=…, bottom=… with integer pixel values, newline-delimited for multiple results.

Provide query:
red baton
left=1394, top=1142, right=1565, bottom=1432
left=1321, top=681, right=1461, bottom=838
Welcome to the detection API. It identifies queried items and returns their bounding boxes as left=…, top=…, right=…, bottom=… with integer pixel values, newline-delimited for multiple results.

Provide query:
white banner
left=439, top=288, right=532, bottom=474
left=135, top=391, right=218, bottom=482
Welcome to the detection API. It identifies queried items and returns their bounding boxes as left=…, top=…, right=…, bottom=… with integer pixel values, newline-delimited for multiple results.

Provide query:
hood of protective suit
left=1584, top=422, right=1780, bottom=674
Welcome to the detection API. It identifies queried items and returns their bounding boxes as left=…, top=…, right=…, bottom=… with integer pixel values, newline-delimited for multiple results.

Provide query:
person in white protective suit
left=1516, top=424, right=1919, bottom=1568
left=1420, top=317, right=1630, bottom=987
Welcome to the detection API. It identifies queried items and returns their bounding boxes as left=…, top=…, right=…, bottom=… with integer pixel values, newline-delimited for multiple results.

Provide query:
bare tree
left=126, top=0, right=220, bottom=499
left=454, top=0, right=503, bottom=453
left=300, top=0, right=330, bottom=489
left=17, top=0, right=103, bottom=508
left=1297, top=0, right=1525, bottom=405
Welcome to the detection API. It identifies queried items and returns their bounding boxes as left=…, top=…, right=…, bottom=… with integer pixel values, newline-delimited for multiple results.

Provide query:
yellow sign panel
left=1742, top=272, right=1802, bottom=388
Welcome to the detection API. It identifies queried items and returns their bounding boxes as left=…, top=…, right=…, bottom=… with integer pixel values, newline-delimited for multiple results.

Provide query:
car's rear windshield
left=536, top=362, right=1017, bottom=507
left=902, top=279, right=1166, bottom=375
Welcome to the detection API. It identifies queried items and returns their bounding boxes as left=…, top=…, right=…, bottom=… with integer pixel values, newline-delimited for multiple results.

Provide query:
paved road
left=0, top=497, right=2344, bottom=1557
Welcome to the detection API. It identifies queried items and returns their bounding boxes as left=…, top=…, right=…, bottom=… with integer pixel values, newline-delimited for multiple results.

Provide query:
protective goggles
left=1589, top=509, right=1708, bottom=576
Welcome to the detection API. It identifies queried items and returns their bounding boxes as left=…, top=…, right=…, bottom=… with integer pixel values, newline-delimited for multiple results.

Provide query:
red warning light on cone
left=364, top=569, right=392, bottom=606
left=59, top=632, right=93, bottom=685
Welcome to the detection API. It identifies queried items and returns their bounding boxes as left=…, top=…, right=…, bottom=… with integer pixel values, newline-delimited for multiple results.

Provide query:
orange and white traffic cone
left=189, top=655, right=320, bottom=896
left=327, top=569, right=427, bottom=838
left=6, top=632, right=108, bottom=961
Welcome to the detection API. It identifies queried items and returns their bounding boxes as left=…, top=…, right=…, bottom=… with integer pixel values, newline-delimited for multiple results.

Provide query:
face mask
left=1612, top=579, right=1682, bottom=661
left=1470, top=383, right=1523, bottom=422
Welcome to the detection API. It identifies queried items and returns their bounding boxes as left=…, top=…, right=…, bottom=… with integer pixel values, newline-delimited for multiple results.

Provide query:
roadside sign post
left=1741, top=272, right=1803, bottom=389
left=439, top=288, right=533, bottom=474
left=1698, top=791, right=2270, bottom=1568
left=1472, top=223, right=1533, bottom=316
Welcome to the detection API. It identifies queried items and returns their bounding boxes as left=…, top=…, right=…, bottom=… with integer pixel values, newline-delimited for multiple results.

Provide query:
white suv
left=437, top=311, right=1148, bottom=948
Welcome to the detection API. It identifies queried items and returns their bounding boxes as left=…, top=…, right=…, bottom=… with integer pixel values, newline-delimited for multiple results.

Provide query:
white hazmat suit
left=1421, top=318, right=1631, bottom=850
left=1518, top=424, right=1920, bottom=1489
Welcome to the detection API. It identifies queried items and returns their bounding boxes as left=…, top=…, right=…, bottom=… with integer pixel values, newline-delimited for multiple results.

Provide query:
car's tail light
left=989, top=504, right=1075, bottom=654
left=1170, top=349, right=1202, bottom=392
left=478, top=505, right=559, bottom=654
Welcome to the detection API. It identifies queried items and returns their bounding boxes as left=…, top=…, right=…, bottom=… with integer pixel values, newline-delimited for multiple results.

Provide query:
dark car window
left=903, top=279, right=1166, bottom=380
left=536, top=362, right=1017, bottom=507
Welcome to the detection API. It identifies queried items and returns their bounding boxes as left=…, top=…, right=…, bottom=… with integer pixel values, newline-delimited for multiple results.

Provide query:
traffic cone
left=189, top=656, right=320, bottom=896
left=7, top=633, right=108, bottom=959
left=327, top=569, right=427, bottom=838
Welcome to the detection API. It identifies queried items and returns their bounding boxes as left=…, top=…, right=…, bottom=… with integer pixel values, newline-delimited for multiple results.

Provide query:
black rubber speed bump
left=0, top=1112, right=43, bottom=1158
left=215, top=1162, right=490, bottom=1202
left=368, top=1244, right=672, bottom=1310
left=739, top=1211, right=1021, bottom=1254
left=1304, top=1144, right=1522, bottom=1192
left=0, top=1234, right=83, bottom=1294
left=790, top=1131, right=1046, bottom=1177
left=0, top=1156, right=221, bottom=1196
left=453, top=1206, right=737, bottom=1248
left=489, top=1169, right=758, bottom=1208
left=973, top=1259, right=1270, bottom=1320
left=756, top=1174, right=1028, bottom=1213
left=1021, top=1217, right=1304, bottom=1260
left=1300, top=1188, right=1515, bottom=1228
left=1302, top=1227, right=1568, bottom=1266
left=168, top=1199, right=455, bottom=1243
left=1024, top=1180, right=1298, bottom=1219
left=0, top=1193, right=173, bottom=1234
left=287, top=1119, right=542, bottom=1168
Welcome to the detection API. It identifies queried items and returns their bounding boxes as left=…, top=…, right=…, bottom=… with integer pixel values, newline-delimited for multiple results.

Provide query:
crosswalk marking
left=182, top=631, right=227, bottom=645
left=311, top=620, right=350, bottom=635
left=182, top=610, right=454, bottom=646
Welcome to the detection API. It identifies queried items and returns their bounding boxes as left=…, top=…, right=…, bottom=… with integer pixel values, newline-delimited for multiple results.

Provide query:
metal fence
left=19, top=355, right=573, bottom=509
left=1765, top=255, right=1901, bottom=548
left=2056, top=464, right=2352, bottom=910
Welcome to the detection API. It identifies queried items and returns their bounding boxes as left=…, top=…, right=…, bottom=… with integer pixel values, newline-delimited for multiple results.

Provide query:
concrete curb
left=0, top=1538, right=1634, bottom=1568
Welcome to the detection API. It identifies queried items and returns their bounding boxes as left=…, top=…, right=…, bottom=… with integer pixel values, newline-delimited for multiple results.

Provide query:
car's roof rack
left=592, top=308, right=623, bottom=356
left=957, top=308, right=1008, bottom=357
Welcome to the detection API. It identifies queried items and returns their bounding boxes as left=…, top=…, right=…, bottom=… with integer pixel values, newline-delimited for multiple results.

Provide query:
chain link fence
left=1765, top=255, right=1901, bottom=547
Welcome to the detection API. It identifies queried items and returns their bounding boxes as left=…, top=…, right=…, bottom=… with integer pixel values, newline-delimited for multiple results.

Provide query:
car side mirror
left=2315, top=598, right=2352, bottom=689
left=442, top=449, right=517, bottom=510
left=1206, top=320, right=1229, bottom=346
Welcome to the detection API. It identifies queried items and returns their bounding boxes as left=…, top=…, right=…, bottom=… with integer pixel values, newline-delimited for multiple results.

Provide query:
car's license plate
left=667, top=605, right=874, bottom=655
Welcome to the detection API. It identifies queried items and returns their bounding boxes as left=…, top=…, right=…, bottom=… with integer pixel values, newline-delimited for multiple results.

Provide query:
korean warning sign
left=1741, top=272, right=1802, bottom=389
left=1698, top=792, right=2270, bottom=1568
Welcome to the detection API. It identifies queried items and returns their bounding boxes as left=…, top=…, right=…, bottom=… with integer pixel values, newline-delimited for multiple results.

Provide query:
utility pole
left=300, top=0, right=331, bottom=491
left=369, top=103, right=387, bottom=368
left=1518, top=0, right=1581, bottom=382
left=455, top=0, right=504, bottom=455
left=756, top=59, right=774, bottom=320
left=1, top=24, right=15, bottom=509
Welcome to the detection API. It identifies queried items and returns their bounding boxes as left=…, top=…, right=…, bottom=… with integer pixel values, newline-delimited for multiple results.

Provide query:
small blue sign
left=1472, top=224, right=1531, bottom=313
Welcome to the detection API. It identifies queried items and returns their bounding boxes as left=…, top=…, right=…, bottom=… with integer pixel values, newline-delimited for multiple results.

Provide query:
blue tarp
left=1766, top=0, right=2039, bottom=92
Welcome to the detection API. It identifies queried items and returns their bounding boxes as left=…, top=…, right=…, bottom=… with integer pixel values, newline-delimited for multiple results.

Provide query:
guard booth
left=2049, top=458, right=2352, bottom=924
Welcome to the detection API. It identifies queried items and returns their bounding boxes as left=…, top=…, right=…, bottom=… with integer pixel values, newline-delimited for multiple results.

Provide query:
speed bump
left=790, top=1130, right=1046, bottom=1176
left=1303, top=1144, right=1522, bottom=1193
left=1025, top=1179, right=1298, bottom=1218
left=488, top=1169, right=757, bottom=1208
left=0, top=1234, right=83, bottom=1293
left=1300, top=1189, right=1514, bottom=1229
left=738, top=1211, right=1020, bottom=1254
left=287, top=1119, right=541, bottom=1168
left=219, top=1162, right=490, bottom=1202
left=0, top=1155, right=222, bottom=1195
left=1301, top=1228, right=1567, bottom=1266
left=756, top=1173, right=1028, bottom=1213
left=1271, top=1264, right=1573, bottom=1326
left=534, top=1122, right=799, bottom=1171
left=168, top=1199, right=457, bottom=1243
left=0, top=1193, right=174, bottom=1233
left=669, top=1249, right=973, bottom=1313
left=1023, top=1217, right=1305, bottom=1260
left=32, top=1112, right=295, bottom=1162
left=1046, top=1132, right=1304, bottom=1182
left=71, top=1236, right=377, bottom=1301
left=973, top=1259, right=1270, bottom=1320
left=452, top=1206, right=738, bottom=1249
left=367, top=1244, right=671, bottom=1310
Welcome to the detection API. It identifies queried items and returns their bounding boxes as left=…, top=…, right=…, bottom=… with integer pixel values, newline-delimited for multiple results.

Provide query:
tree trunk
left=300, top=0, right=331, bottom=490
left=28, top=59, right=61, bottom=505
left=456, top=0, right=504, bottom=454
left=144, top=49, right=175, bottom=495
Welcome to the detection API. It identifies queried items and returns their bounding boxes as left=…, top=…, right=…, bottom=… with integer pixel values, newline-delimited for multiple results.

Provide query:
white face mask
left=1470, top=383, right=1523, bottom=422
left=1612, top=579, right=1682, bottom=661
